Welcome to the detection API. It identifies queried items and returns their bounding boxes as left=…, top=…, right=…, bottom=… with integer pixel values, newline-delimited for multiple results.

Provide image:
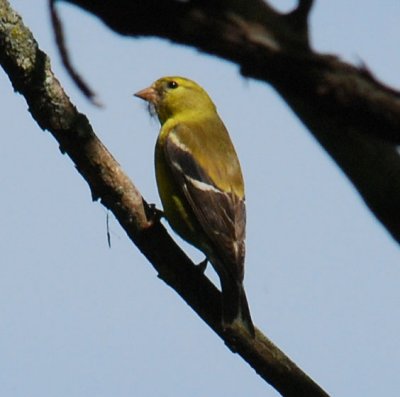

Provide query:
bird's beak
left=134, top=86, right=157, bottom=103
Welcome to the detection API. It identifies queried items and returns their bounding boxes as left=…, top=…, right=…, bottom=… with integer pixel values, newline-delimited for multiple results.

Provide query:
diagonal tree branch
left=58, top=0, right=400, bottom=243
left=0, top=1, right=329, bottom=396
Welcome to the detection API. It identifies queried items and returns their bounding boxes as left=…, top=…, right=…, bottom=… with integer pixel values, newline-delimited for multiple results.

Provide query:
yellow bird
left=135, top=77, right=254, bottom=336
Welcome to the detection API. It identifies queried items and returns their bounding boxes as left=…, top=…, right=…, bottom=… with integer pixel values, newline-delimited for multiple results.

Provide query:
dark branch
left=0, top=1, right=329, bottom=396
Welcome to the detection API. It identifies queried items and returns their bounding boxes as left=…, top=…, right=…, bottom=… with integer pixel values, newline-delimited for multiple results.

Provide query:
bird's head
left=135, top=76, right=216, bottom=124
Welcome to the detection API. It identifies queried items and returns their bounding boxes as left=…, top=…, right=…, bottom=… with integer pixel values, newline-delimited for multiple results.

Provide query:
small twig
left=295, top=0, right=314, bottom=17
left=106, top=211, right=111, bottom=248
left=49, top=0, right=101, bottom=106
left=284, top=0, right=314, bottom=46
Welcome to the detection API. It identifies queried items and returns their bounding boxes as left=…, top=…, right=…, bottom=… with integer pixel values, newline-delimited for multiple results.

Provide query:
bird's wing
left=164, top=122, right=245, bottom=281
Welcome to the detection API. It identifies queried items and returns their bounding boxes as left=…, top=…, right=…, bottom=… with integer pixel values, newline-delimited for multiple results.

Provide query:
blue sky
left=1, top=1, right=400, bottom=396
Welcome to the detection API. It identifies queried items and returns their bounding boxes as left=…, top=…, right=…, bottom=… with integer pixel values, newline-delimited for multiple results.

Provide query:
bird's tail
left=221, top=279, right=255, bottom=337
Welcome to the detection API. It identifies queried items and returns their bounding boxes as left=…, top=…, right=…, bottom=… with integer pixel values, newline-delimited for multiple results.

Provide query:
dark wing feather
left=164, top=126, right=246, bottom=281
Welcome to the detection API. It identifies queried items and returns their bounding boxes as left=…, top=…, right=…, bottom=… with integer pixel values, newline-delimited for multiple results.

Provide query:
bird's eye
left=167, top=80, right=178, bottom=89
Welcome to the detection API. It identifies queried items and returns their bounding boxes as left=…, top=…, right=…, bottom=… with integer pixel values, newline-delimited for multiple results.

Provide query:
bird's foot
left=145, top=202, right=164, bottom=226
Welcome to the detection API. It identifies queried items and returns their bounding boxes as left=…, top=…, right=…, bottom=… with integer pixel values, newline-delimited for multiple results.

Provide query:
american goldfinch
left=135, top=76, right=254, bottom=336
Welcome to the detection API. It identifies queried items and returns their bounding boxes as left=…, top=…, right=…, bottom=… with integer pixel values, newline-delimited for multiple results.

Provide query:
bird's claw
left=145, top=203, right=164, bottom=225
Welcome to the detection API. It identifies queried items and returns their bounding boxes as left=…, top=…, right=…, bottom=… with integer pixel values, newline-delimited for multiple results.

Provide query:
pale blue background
left=1, top=1, right=399, bottom=396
